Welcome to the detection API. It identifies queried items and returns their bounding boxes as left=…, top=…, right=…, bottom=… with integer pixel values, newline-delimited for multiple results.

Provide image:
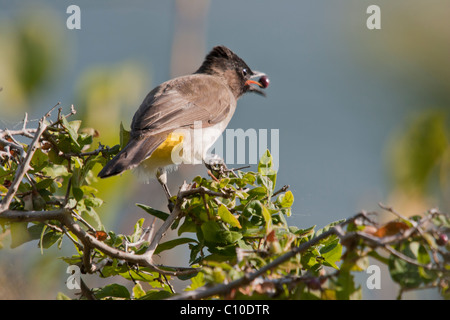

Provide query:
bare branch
left=143, top=182, right=191, bottom=260
left=0, top=208, right=67, bottom=222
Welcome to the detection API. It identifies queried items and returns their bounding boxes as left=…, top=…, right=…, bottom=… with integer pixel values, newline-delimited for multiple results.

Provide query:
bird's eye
left=242, top=68, right=248, bottom=76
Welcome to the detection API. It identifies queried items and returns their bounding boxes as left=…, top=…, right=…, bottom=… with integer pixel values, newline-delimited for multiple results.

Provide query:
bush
left=0, top=107, right=449, bottom=300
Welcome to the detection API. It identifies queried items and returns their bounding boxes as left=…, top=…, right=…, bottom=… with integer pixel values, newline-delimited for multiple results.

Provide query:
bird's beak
left=245, top=71, right=268, bottom=97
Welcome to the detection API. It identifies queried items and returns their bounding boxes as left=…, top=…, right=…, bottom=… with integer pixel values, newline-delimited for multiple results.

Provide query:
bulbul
left=98, top=45, right=269, bottom=199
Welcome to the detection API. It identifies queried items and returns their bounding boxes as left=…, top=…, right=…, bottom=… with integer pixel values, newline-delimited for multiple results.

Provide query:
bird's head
left=196, top=45, right=269, bottom=98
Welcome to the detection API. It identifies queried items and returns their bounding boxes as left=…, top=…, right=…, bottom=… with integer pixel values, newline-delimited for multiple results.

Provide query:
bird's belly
left=173, top=122, right=225, bottom=165
left=136, top=121, right=227, bottom=180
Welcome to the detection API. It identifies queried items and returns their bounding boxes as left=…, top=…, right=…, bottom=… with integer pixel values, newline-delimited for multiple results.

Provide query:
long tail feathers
left=98, top=135, right=166, bottom=178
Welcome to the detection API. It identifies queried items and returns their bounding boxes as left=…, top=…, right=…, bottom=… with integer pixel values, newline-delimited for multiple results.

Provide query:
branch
left=0, top=208, right=67, bottom=222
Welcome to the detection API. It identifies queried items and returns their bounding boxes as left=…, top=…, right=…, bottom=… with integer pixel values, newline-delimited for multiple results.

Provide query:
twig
left=272, top=185, right=290, bottom=198
left=163, top=274, right=176, bottom=294
left=0, top=136, right=25, bottom=159
left=0, top=208, right=68, bottom=222
left=66, top=104, right=77, bottom=118
left=124, top=226, right=152, bottom=252
left=382, top=244, right=435, bottom=270
left=4, top=129, right=25, bottom=158
left=82, top=247, right=94, bottom=273
left=378, top=202, right=416, bottom=226
left=45, top=102, right=61, bottom=119
left=21, top=112, right=28, bottom=132
left=147, top=217, right=156, bottom=243
left=79, top=278, right=97, bottom=300
left=143, top=182, right=191, bottom=260
left=70, top=209, right=96, bottom=233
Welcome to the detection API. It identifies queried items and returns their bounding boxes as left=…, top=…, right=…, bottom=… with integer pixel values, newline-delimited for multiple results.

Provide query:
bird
left=97, top=45, right=269, bottom=202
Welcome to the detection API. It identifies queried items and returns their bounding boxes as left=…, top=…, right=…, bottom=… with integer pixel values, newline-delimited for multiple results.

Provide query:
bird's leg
left=203, top=154, right=225, bottom=173
left=203, top=154, right=237, bottom=178
left=156, top=167, right=174, bottom=212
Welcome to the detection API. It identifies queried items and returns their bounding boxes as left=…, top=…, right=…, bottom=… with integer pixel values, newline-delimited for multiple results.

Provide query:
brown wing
left=131, top=74, right=235, bottom=136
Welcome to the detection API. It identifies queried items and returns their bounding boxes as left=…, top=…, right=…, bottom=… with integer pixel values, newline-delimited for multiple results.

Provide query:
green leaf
left=301, top=251, right=320, bottom=270
left=218, top=204, right=241, bottom=228
left=334, top=270, right=362, bottom=300
left=279, top=190, right=294, bottom=208
left=94, top=283, right=130, bottom=299
left=201, top=221, right=242, bottom=245
left=40, top=229, right=63, bottom=251
left=78, top=203, right=103, bottom=230
left=241, top=199, right=273, bottom=232
left=84, top=196, right=103, bottom=208
left=315, top=219, right=345, bottom=238
left=247, top=186, right=269, bottom=199
left=69, top=120, right=82, bottom=133
left=138, top=290, right=173, bottom=300
left=242, top=172, right=256, bottom=185
left=120, top=122, right=130, bottom=149
left=36, top=178, right=55, bottom=192
left=56, top=292, right=72, bottom=300
left=61, top=115, right=79, bottom=147
left=417, top=244, right=437, bottom=282
left=258, top=150, right=277, bottom=191
left=132, top=282, right=146, bottom=299
left=178, top=218, right=197, bottom=236
left=27, top=223, right=46, bottom=240
left=293, top=225, right=316, bottom=238
left=118, top=268, right=159, bottom=283
left=261, top=205, right=272, bottom=233
left=186, top=271, right=205, bottom=291
left=42, top=164, right=69, bottom=179
left=31, top=149, right=48, bottom=171
left=136, top=203, right=169, bottom=221
left=48, top=149, right=66, bottom=165
left=72, top=186, right=84, bottom=202
left=60, top=255, right=82, bottom=265
left=10, top=222, right=31, bottom=248
left=155, top=237, right=198, bottom=255
left=129, top=218, right=145, bottom=243
left=201, top=221, right=223, bottom=243
left=388, top=241, right=426, bottom=288
left=320, top=238, right=342, bottom=270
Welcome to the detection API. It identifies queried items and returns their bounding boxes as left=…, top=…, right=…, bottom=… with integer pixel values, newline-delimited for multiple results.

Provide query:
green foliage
left=1, top=114, right=108, bottom=248
left=1, top=116, right=449, bottom=300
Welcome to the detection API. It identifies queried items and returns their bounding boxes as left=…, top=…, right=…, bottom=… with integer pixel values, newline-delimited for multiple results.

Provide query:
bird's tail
left=98, top=135, right=166, bottom=178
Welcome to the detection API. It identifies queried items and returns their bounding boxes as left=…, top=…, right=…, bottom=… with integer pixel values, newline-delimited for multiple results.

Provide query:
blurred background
left=0, top=0, right=449, bottom=299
